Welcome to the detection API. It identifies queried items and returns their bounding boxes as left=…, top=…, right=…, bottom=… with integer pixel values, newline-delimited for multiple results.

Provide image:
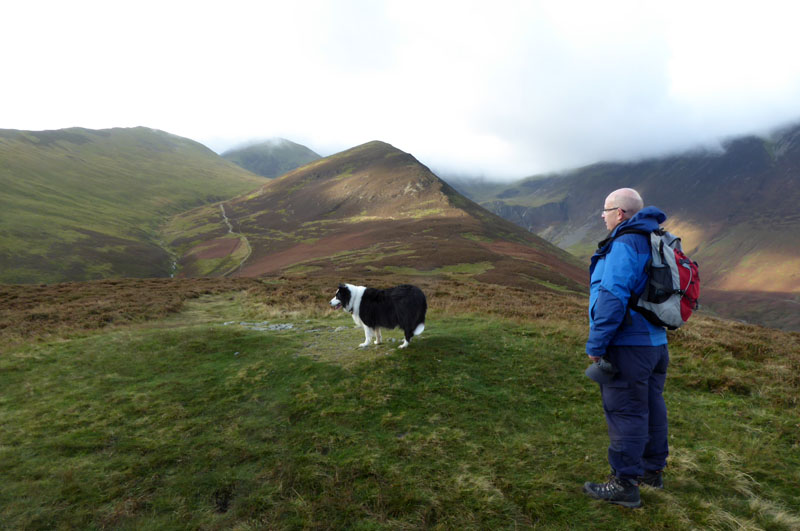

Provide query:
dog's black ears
left=338, top=283, right=346, bottom=289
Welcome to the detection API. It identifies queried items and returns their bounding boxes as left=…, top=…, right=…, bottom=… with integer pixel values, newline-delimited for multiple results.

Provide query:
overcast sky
left=4, top=0, right=800, bottom=180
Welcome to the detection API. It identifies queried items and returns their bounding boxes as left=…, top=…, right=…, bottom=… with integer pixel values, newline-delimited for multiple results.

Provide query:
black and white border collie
left=330, top=283, right=427, bottom=348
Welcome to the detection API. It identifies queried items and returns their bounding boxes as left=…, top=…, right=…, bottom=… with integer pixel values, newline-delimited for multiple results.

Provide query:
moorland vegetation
left=2, top=275, right=799, bottom=528
left=0, top=128, right=263, bottom=283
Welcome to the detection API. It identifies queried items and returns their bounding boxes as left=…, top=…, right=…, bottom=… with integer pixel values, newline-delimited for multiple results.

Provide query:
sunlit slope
left=0, top=127, right=264, bottom=283
left=164, top=141, right=587, bottom=292
left=456, top=125, right=800, bottom=329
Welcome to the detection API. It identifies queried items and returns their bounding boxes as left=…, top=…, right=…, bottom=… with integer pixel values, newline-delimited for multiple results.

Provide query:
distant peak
left=225, top=137, right=303, bottom=153
left=361, top=140, right=394, bottom=148
left=339, top=140, right=402, bottom=156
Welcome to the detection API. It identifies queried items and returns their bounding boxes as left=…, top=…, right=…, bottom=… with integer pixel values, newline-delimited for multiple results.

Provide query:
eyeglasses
left=602, top=207, right=626, bottom=214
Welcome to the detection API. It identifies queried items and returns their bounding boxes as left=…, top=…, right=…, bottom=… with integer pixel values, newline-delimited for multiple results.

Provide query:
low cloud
left=4, top=0, right=800, bottom=180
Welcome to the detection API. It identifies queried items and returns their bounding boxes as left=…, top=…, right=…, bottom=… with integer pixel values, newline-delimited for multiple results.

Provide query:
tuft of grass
left=461, top=232, right=494, bottom=243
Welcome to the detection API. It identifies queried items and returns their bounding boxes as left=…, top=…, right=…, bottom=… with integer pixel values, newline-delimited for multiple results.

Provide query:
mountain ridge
left=165, top=140, right=587, bottom=293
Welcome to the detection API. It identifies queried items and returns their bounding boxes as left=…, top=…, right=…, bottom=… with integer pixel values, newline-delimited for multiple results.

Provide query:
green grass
left=461, top=233, right=494, bottom=243
left=0, top=127, right=264, bottom=283
left=2, top=292, right=798, bottom=529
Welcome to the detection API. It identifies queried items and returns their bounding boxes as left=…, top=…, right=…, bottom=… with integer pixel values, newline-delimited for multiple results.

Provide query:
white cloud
left=3, top=0, right=800, bottom=179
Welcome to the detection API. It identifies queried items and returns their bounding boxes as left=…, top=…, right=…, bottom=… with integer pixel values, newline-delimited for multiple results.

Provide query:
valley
left=0, top=127, right=264, bottom=283
left=452, top=124, right=800, bottom=330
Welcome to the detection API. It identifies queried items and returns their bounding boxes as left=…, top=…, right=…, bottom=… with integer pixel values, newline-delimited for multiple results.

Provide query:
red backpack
left=615, top=228, right=700, bottom=330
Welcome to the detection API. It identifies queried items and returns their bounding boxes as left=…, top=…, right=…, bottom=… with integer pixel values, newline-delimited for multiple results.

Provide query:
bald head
left=602, top=188, right=644, bottom=231
left=607, top=188, right=643, bottom=216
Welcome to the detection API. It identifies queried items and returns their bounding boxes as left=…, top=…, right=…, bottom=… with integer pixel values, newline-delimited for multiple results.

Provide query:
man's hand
left=588, top=355, right=601, bottom=362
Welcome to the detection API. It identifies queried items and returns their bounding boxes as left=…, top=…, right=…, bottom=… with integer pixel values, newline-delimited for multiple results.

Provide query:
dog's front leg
left=359, top=326, right=373, bottom=347
left=374, top=328, right=382, bottom=345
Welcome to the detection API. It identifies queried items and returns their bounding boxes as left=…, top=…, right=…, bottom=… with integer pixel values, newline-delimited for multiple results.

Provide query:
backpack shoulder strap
left=611, top=227, right=661, bottom=326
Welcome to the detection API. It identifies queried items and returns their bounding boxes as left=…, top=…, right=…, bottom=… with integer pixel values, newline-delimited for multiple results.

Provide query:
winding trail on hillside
left=219, top=203, right=252, bottom=277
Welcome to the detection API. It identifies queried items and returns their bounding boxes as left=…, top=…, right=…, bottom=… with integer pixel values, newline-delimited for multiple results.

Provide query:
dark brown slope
left=165, top=141, right=587, bottom=292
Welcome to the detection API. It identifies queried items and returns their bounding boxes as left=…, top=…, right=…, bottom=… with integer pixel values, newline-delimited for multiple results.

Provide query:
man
left=582, top=188, right=670, bottom=509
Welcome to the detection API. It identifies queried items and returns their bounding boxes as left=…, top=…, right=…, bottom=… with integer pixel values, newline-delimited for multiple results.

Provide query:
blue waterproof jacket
left=586, top=206, right=668, bottom=357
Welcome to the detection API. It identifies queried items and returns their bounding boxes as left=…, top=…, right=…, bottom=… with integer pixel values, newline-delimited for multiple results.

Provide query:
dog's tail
left=413, top=323, right=425, bottom=336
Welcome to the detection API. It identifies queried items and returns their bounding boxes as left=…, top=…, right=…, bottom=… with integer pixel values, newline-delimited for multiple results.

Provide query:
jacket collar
left=593, top=206, right=667, bottom=257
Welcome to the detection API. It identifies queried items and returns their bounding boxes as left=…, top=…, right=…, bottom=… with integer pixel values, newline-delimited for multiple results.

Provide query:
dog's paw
left=359, top=342, right=370, bottom=348
left=398, top=340, right=409, bottom=349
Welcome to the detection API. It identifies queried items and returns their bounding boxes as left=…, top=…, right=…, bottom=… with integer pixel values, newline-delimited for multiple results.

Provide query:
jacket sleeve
left=585, top=238, right=642, bottom=357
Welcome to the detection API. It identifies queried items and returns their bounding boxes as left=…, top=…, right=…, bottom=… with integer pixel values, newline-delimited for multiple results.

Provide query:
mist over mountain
left=451, top=123, right=800, bottom=330
left=222, top=138, right=321, bottom=178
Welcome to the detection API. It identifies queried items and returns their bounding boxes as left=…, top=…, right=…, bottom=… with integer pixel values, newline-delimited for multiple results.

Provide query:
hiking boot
left=639, top=469, right=663, bottom=489
left=583, top=476, right=641, bottom=508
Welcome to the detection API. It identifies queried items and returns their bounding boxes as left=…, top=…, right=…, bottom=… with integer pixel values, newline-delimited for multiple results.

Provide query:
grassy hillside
left=164, top=141, right=587, bottom=295
left=451, top=125, right=800, bottom=330
left=222, top=138, right=321, bottom=178
left=0, top=127, right=264, bottom=283
left=1, top=276, right=798, bottom=528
